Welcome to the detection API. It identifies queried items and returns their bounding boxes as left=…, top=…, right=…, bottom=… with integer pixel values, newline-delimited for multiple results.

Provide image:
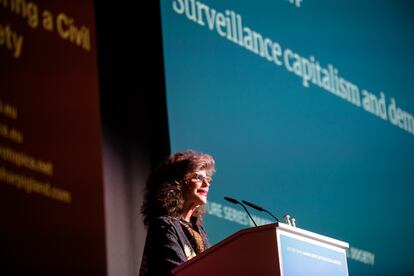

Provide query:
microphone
left=242, top=199, right=280, bottom=222
left=224, top=196, right=257, bottom=227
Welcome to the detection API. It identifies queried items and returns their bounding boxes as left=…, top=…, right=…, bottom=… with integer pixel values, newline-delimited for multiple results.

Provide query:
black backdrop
left=95, top=1, right=170, bottom=275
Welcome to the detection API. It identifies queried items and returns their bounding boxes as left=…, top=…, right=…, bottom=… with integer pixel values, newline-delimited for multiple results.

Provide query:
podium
left=172, top=222, right=349, bottom=276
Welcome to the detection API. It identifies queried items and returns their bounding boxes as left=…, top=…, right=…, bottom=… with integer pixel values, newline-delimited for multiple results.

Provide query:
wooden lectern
left=172, top=222, right=349, bottom=276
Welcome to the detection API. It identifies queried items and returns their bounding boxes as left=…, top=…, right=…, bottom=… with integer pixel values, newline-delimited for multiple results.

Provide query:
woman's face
left=183, top=170, right=212, bottom=206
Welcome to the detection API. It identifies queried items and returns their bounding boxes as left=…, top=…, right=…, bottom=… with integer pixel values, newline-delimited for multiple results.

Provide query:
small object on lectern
left=283, top=214, right=291, bottom=226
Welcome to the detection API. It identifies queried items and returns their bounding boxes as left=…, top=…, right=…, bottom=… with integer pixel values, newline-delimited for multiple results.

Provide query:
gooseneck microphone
left=224, top=196, right=257, bottom=227
left=241, top=200, right=280, bottom=222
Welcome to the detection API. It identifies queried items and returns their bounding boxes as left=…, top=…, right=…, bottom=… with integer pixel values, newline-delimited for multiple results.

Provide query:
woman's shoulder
left=150, top=216, right=205, bottom=231
left=151, top=216, right=181, bottom=228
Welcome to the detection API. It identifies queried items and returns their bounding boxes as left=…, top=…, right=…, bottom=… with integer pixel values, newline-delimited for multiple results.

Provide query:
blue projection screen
left=159, top=0, right=414, bottom=275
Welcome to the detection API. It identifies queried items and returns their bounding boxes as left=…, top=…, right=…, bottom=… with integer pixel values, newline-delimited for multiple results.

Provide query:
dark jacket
left=139, top=216, right=209, bottom=276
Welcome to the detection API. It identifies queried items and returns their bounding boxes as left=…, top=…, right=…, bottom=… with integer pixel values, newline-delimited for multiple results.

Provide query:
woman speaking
left=139, top=150, right=215, bottom=275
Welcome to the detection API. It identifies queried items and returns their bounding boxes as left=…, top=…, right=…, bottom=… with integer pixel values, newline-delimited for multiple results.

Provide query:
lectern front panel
left=277, top=230, right=348, bottom=276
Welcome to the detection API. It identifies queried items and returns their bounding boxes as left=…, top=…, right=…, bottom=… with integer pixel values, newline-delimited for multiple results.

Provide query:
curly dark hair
left=141, top=150, right=215, bottom=227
